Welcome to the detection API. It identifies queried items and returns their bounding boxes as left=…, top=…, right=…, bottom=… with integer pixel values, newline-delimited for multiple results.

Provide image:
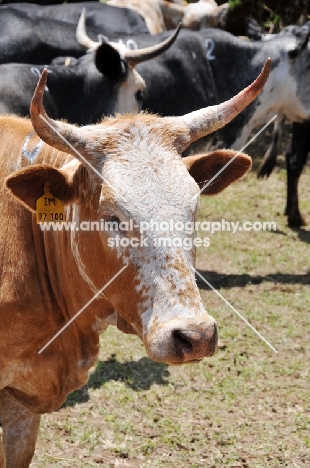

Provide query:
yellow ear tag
left=36, top=182, right=66, bottom=224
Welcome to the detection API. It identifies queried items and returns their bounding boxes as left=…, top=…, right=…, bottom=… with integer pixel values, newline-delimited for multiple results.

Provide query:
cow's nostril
left=173, top=330, right=194, bottom=354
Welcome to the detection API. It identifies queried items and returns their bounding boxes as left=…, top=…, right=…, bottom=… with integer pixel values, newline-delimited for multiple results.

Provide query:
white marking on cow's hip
left=22, top=131, right=43, bottom=164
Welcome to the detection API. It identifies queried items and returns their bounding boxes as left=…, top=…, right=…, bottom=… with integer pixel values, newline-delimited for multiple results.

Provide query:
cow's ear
left=5, top=165, right=77, bottom=212
left=95, top=43, right=127, bottom=80
left=182, top=150, right=252, bottom=195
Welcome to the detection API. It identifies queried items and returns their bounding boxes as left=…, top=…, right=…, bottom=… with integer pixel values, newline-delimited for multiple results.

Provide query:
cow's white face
left=96, top=120, right=215, bottom=362
left=114, top=67, right=146, bottom=114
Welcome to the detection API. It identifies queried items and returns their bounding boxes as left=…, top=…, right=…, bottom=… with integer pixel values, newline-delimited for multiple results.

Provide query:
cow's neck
left=35, top=165, right=115, bottom=332
left=5, top=197, right=118, bottom=412
left=0, top=146, right=119, bottom=411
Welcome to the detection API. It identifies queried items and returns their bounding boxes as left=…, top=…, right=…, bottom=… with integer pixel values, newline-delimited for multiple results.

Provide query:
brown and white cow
left=107, top=0, right=229, bottom=35
left=0, top=59, right=270, bottom=467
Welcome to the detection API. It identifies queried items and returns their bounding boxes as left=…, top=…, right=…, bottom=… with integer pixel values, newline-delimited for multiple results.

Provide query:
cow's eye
left=109, top=215, right=121, bottom=224
left=107, top=215, right=120, bottom=226
left=101, top=210, right=121, bottom=230
left=135, top=90, right=144, bottom=103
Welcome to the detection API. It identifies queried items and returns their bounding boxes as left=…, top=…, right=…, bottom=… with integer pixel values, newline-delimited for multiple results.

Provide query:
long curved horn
left=174, top=58, right=271, bottom=150
left=124, top=22, right=182, bottom=65
left=76, top=8, right=108, bottom=49
left=30, top=69, right=90, bottom=161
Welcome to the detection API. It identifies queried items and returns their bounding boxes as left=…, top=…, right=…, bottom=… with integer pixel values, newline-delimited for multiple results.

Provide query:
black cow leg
left=285, top=156, right=306, bottom=227
left=285, top=122, right=310, bottom=227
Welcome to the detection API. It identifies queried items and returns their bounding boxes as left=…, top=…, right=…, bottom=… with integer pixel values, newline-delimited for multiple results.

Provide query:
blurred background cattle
left=0, top=0, right=309, bottom=227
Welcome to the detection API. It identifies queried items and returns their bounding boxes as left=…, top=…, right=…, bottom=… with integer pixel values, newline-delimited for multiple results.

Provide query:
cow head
left=76, top=8, right=181, bottom=113
left=6, top=59, right=270, bottom=364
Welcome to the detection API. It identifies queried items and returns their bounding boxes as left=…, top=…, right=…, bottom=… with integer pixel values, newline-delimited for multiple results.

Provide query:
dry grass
left=30, top=133, right=310, bottom=467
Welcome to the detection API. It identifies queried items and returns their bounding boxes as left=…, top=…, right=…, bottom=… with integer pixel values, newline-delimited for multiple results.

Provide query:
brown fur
left=6, top=165, right=78, bottom=211
left=0, top=390, right=40, bottom=468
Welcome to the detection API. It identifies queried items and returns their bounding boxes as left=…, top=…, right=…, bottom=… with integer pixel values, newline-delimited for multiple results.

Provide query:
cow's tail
left=257, top=121, right=281, bottom=178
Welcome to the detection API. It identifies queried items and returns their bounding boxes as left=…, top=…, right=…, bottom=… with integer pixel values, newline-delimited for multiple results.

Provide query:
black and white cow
left=118, top=27, right=310, bottom=226
left=257, top=119, right=310, bottom=227
left=132, top=28, right=310, bottom=152
left=0, top=21, right=180, bottom=123
left=256, top=23, right=310, bottom=227
left=1, top=2, right=149, bottom=36
left=54, top=26, right=310, bottom=183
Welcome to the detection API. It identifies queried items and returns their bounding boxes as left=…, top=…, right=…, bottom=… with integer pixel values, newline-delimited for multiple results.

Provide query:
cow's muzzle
left=145, top=316, right=218, bottom=364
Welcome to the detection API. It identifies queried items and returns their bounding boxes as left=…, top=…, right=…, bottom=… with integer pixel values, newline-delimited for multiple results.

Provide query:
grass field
left=29, top=133, right=310, bottom=467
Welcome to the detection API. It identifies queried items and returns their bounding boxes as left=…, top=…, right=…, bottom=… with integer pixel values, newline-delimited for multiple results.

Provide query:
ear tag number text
left=36, top=183, right=65, bottom=224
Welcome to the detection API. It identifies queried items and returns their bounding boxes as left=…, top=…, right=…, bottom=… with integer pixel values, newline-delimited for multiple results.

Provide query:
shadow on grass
left=196, top=270, right=310, bottom=290
left=63, top=355, right=169, bottom=407
left=291, top=227, right=310, bottom=245
left=266, top=228, right=288, bottom=236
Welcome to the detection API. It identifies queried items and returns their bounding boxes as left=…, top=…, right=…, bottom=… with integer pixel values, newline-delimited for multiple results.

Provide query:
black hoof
left=287, top=213, right=306, bottom=227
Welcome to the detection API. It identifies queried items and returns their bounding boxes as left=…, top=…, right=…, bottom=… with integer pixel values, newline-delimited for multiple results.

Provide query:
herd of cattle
left=0, top=1, right=309, bottom=467
left=0, top=1, right=309, bottom=226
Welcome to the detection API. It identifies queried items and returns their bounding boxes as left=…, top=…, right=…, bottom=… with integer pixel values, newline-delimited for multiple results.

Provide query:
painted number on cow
left=97, top=35, right=138, bottom=51
left=118, top=38, right=138, bottom=50
left=205, top=39, right=216, bottom=60
left=36, top=183, right=66, bottom=224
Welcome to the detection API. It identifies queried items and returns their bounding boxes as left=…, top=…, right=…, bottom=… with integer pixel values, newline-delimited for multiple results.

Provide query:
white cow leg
left=0, top=390, right=40, bottom=468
